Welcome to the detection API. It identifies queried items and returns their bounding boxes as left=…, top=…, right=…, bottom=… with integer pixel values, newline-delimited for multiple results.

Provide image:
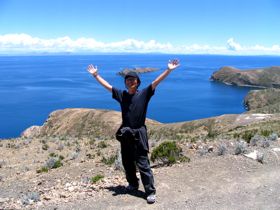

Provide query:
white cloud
left=0, top=34, right=174, bottom=53
left=0, top=33, right=280, bottom=55
left=226, top=38, right=280, bottom=55
left=227, top=38, right=242, bottom=51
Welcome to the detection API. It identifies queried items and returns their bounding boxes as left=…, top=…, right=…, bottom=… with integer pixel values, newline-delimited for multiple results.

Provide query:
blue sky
left=0, top=0, right=280, bottom=55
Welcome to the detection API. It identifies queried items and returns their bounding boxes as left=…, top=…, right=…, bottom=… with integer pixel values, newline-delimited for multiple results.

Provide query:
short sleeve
left=112, top=87, right=123, bottom=103
left=146, top=84, right=155, bottom=99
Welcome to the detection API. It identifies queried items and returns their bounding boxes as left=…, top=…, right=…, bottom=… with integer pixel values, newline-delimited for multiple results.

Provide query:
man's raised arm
left=151, top=59, right=180, bottom=90
left=87, top=64, right=113, bottom=92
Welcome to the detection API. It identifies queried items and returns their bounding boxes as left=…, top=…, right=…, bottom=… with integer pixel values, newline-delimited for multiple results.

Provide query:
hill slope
left=210, top=66, right=280, bottom=88
left=244, top=88, right=280, bottom=114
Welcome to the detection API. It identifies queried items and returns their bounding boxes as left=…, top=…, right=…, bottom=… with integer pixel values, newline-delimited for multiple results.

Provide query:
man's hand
left=87, top=64, right=98, bottom=76
left=152, top=59, right=181, bottom=90
left=87, top=64, right=112, bottom=92
left=167, top=59, right=180, bottom=71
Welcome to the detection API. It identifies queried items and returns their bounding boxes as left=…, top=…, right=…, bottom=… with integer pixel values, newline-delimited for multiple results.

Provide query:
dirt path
left=1, top=137, right=280, bottom=210
left=43, top=155, right=280, bottom=210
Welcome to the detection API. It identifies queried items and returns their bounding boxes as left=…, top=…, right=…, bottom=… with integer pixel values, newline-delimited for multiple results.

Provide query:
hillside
left=210, top=66, right=280, bottom=88
left=244, top=88, right=280, bottom=114
left=1, top=86, right=280, bottom=209
left=1, top=106, right=280, bottom=209
left=21, top=108, right=280, bottom=142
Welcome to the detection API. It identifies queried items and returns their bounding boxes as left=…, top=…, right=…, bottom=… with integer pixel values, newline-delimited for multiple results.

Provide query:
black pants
left=120, top=139, right=156, bottom=195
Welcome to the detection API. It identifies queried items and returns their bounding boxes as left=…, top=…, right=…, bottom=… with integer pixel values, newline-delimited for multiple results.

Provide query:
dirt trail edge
left=44, top=155, right=280, bottom=210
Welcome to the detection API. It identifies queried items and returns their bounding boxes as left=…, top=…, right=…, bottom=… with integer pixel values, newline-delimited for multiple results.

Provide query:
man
left=87, top=59, right=180, bottom=204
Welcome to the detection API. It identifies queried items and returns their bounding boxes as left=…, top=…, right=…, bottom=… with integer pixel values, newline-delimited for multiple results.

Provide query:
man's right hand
left=87, top=64, right=112, bottom=92
left=87, top=64, right=98, bottom=76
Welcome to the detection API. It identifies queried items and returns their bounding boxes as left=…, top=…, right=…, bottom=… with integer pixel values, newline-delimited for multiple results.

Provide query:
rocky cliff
left=210, top=66, right=280, bottom=88
left=244, top=88, right=280, bottom=113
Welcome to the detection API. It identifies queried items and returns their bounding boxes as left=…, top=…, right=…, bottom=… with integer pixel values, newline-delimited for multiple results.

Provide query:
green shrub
left=98, top=141, right=107, bottom=148
left=36, top=166, right=49, bottom=173
left=240, top=130, right=257, bottom=143
left=179, top=156, right=191, bottom=162
left=207, top=127, right=218, bottom=138
left=59, top=155, right=65, bottom=160
left=38, top=156, right=63, bottom=173
left=101, top=154, right=116, bottom=165
left=190, top=138, right=197, bottom=143
left=89, top=139, right=95, bottom=145
left=91, top=174, right=104, bottom=184
left=260, top=129, right=273, bottom=137
left=52, top=159, right=63, bottom=169
left=49, top=152, right=56, bottom=157
left=151, top=141, right=188, bottom=165
left=48, top=153, right=64, bottom=160
left=233, top=133, right=240, bottom=139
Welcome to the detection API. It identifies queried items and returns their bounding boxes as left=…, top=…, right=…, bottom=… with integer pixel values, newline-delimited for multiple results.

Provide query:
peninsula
left=210, top=66, right=280, bottom=88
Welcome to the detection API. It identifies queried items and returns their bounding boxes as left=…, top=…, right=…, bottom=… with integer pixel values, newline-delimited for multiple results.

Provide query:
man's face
left=125, top=77, right=138, bottom=89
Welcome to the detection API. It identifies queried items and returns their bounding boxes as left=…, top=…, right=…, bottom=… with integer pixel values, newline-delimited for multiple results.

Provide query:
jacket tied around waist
left=115, top=125, right=149, bottom=152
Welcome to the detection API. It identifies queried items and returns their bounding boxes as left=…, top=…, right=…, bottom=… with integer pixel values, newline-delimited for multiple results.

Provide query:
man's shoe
left=126, top=184, right=138, bottom=192
left=147, top=194, right=156, bottom=204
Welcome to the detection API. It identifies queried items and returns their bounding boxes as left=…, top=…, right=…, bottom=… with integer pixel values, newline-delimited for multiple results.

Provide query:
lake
left=1, top=54, right=280, bottom=138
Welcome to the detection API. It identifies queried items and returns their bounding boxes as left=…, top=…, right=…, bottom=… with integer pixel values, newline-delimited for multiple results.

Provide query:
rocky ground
left=1, top=133, right=280, bottom=210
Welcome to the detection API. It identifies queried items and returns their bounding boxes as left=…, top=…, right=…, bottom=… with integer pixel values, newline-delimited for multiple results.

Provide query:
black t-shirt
left=112, top=84, right=155, bottom=128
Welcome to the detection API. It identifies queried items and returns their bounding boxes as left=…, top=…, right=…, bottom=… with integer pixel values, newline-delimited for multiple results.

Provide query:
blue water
left=1, top=54, right=280, bottom=139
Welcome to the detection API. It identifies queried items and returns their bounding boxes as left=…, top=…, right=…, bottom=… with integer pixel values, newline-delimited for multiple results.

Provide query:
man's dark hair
left=124, top=72, right=141, bottom=88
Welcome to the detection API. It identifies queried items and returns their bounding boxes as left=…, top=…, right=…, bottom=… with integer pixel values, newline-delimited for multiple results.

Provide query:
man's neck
left=128, top=88, right=137, bottom=94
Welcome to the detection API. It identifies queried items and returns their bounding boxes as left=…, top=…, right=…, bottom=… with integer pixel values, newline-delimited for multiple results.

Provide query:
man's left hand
left=168, top=59, right=180, bottom=70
